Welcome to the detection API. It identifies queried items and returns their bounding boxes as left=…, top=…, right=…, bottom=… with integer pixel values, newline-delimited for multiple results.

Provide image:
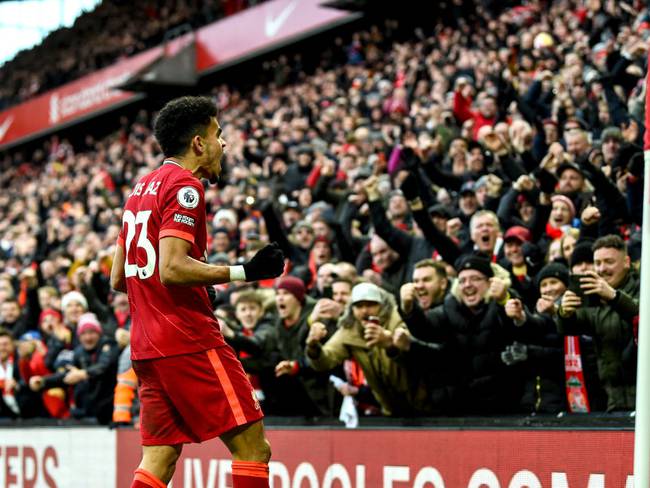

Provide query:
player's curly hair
left=154, top=96, right=217, bottom=157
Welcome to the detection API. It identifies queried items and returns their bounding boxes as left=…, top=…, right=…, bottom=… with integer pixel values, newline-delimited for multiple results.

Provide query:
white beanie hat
left=213, top=209, right=237, bottom=228
left=61, top=291, right=88, bottom=311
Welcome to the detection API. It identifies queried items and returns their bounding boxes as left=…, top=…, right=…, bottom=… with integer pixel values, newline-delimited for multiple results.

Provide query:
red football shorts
left=133, top=345, right=263, bottom=446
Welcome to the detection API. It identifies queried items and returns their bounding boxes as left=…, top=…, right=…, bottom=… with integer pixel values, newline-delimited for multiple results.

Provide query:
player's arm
left=159, top=237, right=284, bottom=286
left=110, top=244, right=127, bottom=292
left=159, top=236, right=230, bottom=286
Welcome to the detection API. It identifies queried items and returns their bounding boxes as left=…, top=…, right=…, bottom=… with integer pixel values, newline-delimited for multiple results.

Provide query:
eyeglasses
left=458, top=276, right=487, bottom=286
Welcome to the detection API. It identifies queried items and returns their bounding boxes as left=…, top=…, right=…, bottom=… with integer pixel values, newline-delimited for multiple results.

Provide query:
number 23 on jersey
left=123, top=210, right=156, bottom=279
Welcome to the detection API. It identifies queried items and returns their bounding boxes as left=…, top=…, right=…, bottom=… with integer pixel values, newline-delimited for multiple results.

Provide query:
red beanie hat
left=39, top=308, right=63, bottom=325
left=275, top=276, right=306, bottom=304
left=77, top=313, right=102, bottom=336
left=312, top=235, right=332, bottom=246
left=551, top=194, right=576, bottom=220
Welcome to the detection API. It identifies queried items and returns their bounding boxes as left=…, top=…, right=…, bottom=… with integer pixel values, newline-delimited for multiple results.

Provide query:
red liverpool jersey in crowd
left=118, top=161, right=225, bottom=360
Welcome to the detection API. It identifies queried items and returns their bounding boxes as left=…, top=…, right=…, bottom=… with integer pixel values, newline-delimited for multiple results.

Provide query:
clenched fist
left=400, top=283, right=416, bottom=314
left=29, top=376, right=44, bottom=392
left=393, top=327, right=412, bottom=351
left=362, top=176, right=381, bottom=202
left=306, top=321, right=328, bottom=346
left=504, top=298, right=525, bottom=324
left=536, top=295, right=556, bottom=315
left=581, top=206, right=601, bottom=226
left=275, top=360, right=298, bottom=377
left=487, top=277, right=508, bottom=302
left=243, top=242, right=285, bottom=282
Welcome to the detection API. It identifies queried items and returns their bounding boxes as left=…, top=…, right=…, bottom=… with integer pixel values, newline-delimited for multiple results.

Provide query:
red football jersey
left=118, top=161, right=225, bottom=360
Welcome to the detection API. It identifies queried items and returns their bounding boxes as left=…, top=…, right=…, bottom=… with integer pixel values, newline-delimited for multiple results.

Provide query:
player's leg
left=152, top=347, right=270, bottom=486
left=220, top=419, right=271, bottom=488
left=131, top=444, right=183, bottom=487
left=130, top=358, right=191, bottom=487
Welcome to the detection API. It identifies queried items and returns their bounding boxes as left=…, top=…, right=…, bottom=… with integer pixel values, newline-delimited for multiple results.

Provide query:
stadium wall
left=0, top=427, right=635, bottom=487
left=0, top=427, right=116, bottom=487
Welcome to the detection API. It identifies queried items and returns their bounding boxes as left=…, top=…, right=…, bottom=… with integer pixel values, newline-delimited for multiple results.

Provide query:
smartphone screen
left=322, top=286, right=333, bottom=299
left=568, top=274, right=600, bottom=307
left=568, top=274, right=585, bottom=297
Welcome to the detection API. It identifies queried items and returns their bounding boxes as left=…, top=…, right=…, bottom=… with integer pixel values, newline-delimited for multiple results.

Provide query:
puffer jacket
left=405, top=263, right=522, bottom=414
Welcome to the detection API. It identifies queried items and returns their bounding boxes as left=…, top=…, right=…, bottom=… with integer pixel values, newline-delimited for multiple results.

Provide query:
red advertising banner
left=116, top=428, right=635, bottom=487
left=0, top=47, right=163, bottom=150
left=194, top=0, right=359, bottom=73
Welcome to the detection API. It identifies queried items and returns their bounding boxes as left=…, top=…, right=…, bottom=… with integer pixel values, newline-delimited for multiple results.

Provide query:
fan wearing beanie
left=569, top=240, right=595, bottom=274
left=60, top=291, right=88, bottom=330
left=398, top=254, right=521, bottom=414
left=76, top=312, right=103, bottom=337
left=28, top=312, right=120, bottom=424
left=535, top=262, right=570, bottom=316
left=275, top=276, right=306, bottom=306
left=454, top=254, right=508, bottom=309
left=272, top=276, right=331, bottom=416
left=547, top=195, right=576, bottom=239
left=39, top=308, right=63, bottom=330
left=45, top=291, right=90, bottom=348
left=500, top=262, right=570, bottom=413
left=502, top=261, right=570, bottom=326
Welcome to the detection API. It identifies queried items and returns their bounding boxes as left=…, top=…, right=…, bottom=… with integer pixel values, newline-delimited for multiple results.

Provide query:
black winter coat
left=407, top=294, right=522, bottom=414
left=43, top=336, right=119, bottom=424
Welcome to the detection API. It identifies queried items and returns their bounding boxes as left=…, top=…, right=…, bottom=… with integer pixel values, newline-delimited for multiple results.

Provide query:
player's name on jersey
left=130, top=180, right=161, bottom=197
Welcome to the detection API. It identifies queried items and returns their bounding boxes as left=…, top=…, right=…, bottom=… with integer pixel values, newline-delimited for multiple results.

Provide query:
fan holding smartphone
left=567, top=273, right=605, bottom=308
left=557, top=235, right=639, bottom=412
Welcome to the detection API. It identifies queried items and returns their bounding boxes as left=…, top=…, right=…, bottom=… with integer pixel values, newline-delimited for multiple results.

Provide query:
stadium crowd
left=0, top=0, right=267, bottom=110
left=0, top=0, right=646, bottom=424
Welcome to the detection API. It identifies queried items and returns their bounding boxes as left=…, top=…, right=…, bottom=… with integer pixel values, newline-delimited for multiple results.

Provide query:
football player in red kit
left=110, top=96, right=285, bottom=488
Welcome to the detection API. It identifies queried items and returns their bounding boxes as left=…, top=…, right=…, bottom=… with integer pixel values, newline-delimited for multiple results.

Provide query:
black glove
left=399, top=171, right=420, bottom=202
left=500, top=342, right=528, bottom=366
left=243, top=242, right=285, bottom=282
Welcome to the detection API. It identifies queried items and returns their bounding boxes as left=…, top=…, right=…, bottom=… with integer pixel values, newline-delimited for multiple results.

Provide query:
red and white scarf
left=0, top=357, right=20, bottom=415
left=564, top=336, right=590, bottom=413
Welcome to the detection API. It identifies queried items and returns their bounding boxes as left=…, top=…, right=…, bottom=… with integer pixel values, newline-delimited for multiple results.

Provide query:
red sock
left=232, top=461, right=269, bottom=488
left=131, top=468, right=167, bottom=488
